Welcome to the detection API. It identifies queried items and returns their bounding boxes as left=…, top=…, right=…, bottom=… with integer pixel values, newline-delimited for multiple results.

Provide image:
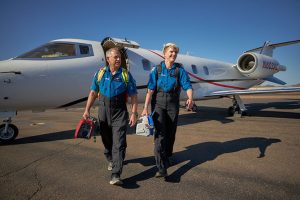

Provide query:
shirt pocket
left=100, top=79, right=109, bottom=95
left=157, top=76, right=167, bottom=89
left=113, top=80, right=126, bottom=95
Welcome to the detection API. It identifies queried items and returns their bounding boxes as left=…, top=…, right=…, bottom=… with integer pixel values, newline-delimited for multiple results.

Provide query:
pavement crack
left=0, top=140, right=85, bottom=178
left=27, top=165, right=42, bottom=200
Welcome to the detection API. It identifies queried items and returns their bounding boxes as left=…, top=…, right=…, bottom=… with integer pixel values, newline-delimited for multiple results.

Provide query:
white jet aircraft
left=1, top=37, right=300, bottom=143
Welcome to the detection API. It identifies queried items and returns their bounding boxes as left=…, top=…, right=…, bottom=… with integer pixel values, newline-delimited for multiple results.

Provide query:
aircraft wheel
left=240, top=111, right=248, bottom=117
left=235, top=105, right=241, bottom=113
left=0, top=124, right=19, bottom=143
left=228, top=106, right=235, bottom=116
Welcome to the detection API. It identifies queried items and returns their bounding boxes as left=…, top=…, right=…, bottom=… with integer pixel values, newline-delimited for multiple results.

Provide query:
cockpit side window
left=79, top=45, right=90, bottom=55
left=16, top=43, right=76, bottom=59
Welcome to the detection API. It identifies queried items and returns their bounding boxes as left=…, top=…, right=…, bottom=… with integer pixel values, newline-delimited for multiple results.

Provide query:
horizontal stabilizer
left=210, top=87, right=300, bottom=96
left=245, top=39, right=300, bottom=56
left=263, top=76, right=286, bottom=85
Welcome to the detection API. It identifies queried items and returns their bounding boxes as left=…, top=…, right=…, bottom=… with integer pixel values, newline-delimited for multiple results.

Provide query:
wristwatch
left=131, top=112, right=138, bottom=118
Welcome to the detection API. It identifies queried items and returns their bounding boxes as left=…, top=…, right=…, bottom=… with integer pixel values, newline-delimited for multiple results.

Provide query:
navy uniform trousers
left=98, top=93, right=128, bottom=175
left=152, top=91, right=179, bottom=172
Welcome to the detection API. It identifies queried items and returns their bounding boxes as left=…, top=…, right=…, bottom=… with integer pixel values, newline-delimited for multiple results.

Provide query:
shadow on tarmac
left=122, top=137, right=281, bottom=189
left=246, top=101, right=300, bottom=119
left=176, top=100, right=300, bottom=127
left=0, top=130, right=75, bottom=146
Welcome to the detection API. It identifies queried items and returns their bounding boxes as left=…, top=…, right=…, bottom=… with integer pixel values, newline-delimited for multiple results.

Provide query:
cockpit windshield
left=16, top=43, right=76, bottom=59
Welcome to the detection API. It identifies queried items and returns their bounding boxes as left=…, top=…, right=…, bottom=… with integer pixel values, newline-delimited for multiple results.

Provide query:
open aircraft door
left=101, top=37, right=140, bottom=70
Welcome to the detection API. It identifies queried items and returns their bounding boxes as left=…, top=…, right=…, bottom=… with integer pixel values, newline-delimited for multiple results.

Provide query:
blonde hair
left=163, top=43, right=179, bottom=54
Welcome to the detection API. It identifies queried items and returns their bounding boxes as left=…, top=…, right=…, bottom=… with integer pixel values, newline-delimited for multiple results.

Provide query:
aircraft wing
left=209, top=87, right=300, bottom=96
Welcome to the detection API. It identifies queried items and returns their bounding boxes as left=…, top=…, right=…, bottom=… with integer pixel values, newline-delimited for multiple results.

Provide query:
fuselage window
left=191, top=64, right=198, bottom=74
left=142, top=59, right=151, bottom=71
left=79, top=45, right=90, bottom=55
left=203, top=66, right=209, bottom=75
left=16, top=43, right=76, bottom=59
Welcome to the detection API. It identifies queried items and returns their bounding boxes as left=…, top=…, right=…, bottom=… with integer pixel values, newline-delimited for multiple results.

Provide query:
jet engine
left=236, top=52, right=286, bottom=79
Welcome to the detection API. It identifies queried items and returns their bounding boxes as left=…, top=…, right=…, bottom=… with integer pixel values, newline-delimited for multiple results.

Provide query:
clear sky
left=0, top=0, right=299, bottom=85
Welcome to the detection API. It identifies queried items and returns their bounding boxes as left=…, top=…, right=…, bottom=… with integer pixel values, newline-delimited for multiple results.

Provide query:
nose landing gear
left=0, top=118, right=19, bottom=143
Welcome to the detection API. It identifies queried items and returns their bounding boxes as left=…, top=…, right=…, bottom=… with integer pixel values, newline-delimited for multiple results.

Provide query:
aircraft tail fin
left=245, top=39, right=300, bottom=57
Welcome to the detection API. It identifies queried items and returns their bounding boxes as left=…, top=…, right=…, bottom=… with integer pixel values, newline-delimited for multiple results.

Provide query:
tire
left=0, top=124, right=19, bottom=143
left=228, top=106, right=235, bottom=116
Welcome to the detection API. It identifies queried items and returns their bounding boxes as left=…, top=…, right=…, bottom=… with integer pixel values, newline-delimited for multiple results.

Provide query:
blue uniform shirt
left=148, top=62, right=192, bottom=93
left=91, top=66, right=137, bottom=97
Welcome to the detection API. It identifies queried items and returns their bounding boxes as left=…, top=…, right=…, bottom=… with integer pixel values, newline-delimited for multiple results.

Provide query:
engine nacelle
left=236, top=52, right=286, bottom=79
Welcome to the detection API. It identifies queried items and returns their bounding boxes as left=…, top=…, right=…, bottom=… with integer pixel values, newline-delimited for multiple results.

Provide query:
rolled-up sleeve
left=179, top=68, right=192, bottom=91
left=90, top=71, right=100, bottom=92
left=147, top=67, right=157, bottom=90
left=127, top=72, right=137, bottom=96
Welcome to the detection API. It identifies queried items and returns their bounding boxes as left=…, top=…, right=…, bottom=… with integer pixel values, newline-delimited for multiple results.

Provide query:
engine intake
left=237, top=52, right=286, bottom=79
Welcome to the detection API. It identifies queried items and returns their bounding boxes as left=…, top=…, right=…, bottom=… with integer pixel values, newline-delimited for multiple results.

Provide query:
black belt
left=99, top=93, right=127, bottom=108
left=156, top=90, right=179, bottom=95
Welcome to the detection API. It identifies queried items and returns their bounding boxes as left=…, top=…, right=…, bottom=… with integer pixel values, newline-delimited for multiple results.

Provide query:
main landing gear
left=227, top=95, right=247, bottom=117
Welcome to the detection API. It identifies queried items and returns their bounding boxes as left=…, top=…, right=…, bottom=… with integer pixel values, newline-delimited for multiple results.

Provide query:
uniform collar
left=107, top=66, right=123, bottom=74
left=162, top=61, right=176, bottom=70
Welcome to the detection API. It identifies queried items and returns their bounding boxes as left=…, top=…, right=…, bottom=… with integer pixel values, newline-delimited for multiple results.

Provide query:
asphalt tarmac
left=1, top=93, right=300, bottom=200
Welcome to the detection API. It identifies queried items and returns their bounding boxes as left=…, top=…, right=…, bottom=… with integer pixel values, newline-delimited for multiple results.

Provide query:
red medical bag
left=74, top=117, right=97, bottom=139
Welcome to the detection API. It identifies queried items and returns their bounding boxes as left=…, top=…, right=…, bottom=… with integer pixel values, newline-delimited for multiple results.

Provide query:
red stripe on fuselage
left=147, top=49, right=164, bottom=59
left=146, top=49, right=246, bottom=90
left=187, top=72, right=246, bottom=90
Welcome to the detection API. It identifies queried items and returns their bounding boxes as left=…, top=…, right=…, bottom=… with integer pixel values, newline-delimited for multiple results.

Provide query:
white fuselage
left=0, top=39, right=265, bottom=112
